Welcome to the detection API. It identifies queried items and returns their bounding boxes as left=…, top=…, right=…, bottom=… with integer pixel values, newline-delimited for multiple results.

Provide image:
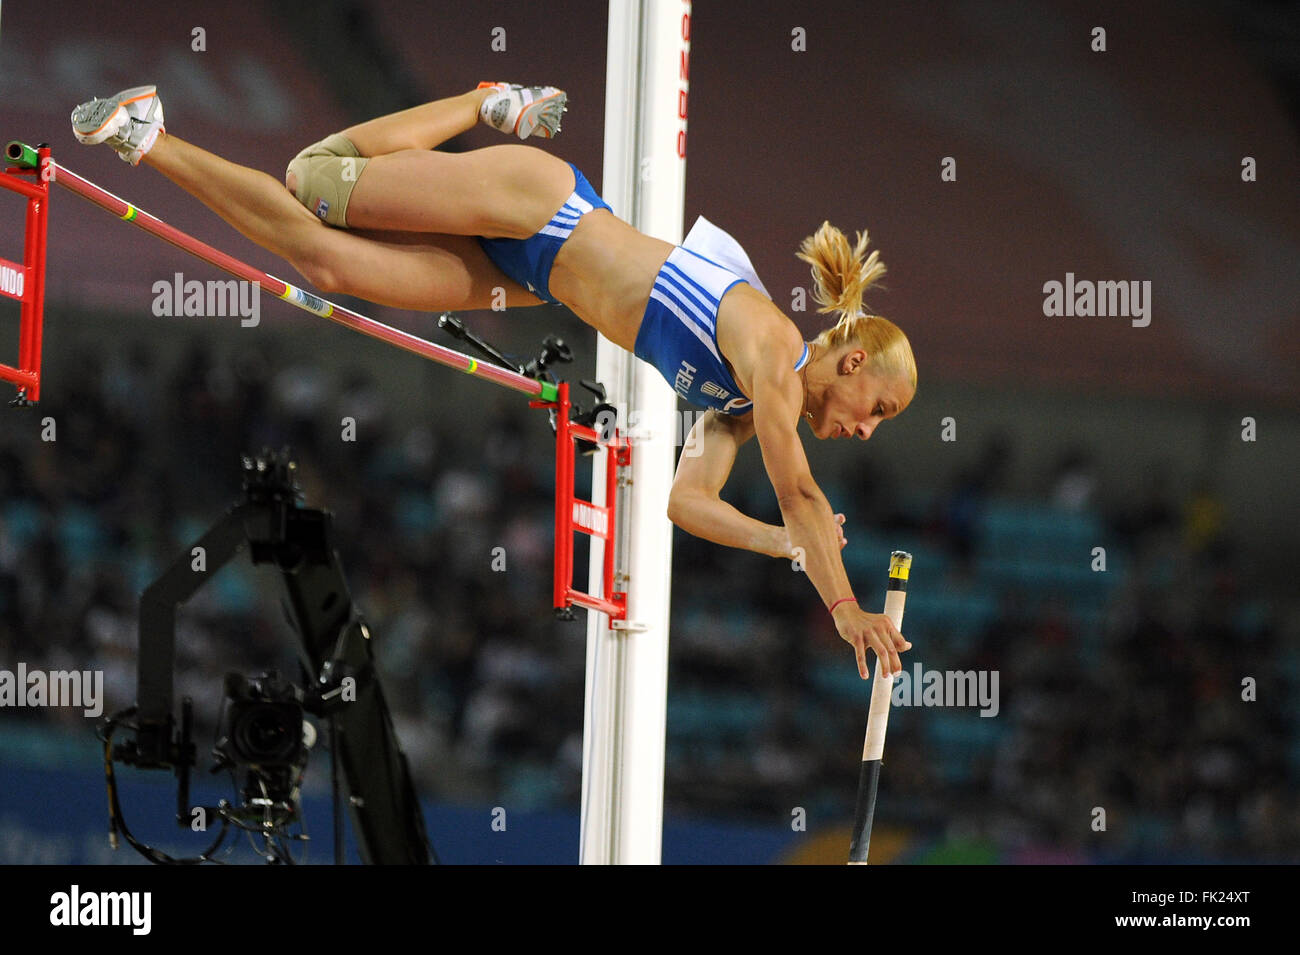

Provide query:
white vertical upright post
left=579, top=0, right=689, bottom=865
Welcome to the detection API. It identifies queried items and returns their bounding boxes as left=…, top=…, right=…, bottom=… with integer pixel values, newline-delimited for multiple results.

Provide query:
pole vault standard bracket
left=1, top=140, right=632, bottom=624
left=610, top=619, right=649, bottom=632
left=0, top=142, right=50, bottom=404
left=533, top=381, right=632, bottom=623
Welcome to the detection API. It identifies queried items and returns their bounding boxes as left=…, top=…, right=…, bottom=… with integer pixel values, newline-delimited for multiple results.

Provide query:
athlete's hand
left=832, top=604, right=910, bottom=679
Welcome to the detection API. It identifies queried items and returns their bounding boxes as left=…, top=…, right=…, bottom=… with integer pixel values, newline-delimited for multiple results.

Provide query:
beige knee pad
left=285, top=133, right=368, bottom=228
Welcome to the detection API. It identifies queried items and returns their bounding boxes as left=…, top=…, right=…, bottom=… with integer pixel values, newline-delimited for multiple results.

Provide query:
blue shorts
left=477, top=164, right=612, bottom=304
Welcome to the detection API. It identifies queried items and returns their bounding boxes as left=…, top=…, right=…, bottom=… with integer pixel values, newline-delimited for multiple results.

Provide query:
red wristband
left=828, top=597, right=857, bottom=614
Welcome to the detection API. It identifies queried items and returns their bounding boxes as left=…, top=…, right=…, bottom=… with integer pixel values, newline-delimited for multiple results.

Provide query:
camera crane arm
left=112, top=449, right=433, bottom=865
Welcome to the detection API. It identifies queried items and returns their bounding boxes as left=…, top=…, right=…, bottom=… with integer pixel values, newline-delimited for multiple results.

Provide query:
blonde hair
left=796, top=221, right=916, bottom=392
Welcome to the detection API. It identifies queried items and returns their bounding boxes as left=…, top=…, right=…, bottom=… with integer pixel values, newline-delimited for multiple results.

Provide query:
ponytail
left=796, top=221, right=917, bottom=391
left=797, top=220, right=886, bottom=317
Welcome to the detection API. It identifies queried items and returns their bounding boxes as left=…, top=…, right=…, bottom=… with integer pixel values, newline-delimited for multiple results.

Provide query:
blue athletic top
left=477, top=166, right=809, bottom=415
left=634, top=245, right=810, bottom=416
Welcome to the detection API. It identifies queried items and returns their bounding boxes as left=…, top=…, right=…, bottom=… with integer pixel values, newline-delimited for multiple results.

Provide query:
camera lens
left=232, top=704, right=300, bottom=764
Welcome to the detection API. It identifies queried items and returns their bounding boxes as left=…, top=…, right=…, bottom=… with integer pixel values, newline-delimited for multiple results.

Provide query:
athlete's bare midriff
left=548, top=210, right=673, bottom=352
left=548, top=211, right=799, bottom=397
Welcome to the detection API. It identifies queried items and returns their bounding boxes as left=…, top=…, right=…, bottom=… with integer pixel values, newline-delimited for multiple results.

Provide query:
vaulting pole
left=580, top=0, right=689, bottom=865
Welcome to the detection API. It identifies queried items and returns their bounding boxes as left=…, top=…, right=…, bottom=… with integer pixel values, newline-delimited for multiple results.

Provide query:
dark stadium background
left=1, top=0, right=1297, bottom=863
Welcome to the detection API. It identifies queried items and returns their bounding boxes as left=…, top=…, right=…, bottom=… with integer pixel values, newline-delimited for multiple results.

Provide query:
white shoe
left=477, top=82, right=566, bottom=139
left=71, top=86, right=165, bottom=165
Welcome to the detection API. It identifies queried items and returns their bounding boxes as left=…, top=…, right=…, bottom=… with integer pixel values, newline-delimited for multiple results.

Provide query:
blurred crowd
left=1, top=323, right=1296, bottom=862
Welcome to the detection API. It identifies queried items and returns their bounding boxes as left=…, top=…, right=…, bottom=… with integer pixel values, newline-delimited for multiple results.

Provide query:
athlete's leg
left=314, top=228, right=545, bottom=311
left=289, top=85, right=574, bottom=235
left=335, top=88, right=491, bottom=157
left=334, top=83, right=565, bottom=158
left=142, top=134, right=331, bottom=273
left=343, top=144, right=576, bottom=236
left=140, top=135, right=540, bottom=309
left=283, top=89, right=490, bottom=230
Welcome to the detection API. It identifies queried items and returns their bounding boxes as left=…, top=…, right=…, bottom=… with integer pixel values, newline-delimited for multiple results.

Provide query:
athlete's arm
left=748, top=352, right=910, bottom=677
left=668, top=411, right=793, bottom=558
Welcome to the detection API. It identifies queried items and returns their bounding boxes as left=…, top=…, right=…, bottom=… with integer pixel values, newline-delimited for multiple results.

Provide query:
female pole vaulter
left=70, top=83, right=916, bottom=679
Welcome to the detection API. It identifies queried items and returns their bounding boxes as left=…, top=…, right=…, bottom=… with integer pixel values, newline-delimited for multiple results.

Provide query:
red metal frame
left=534, top=381, right=631, bottom=621
left=0, top=145, right=50, bottom=402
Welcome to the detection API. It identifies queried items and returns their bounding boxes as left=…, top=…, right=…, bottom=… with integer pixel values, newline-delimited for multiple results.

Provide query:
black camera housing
left=217, top=672, right=306, bottom=768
